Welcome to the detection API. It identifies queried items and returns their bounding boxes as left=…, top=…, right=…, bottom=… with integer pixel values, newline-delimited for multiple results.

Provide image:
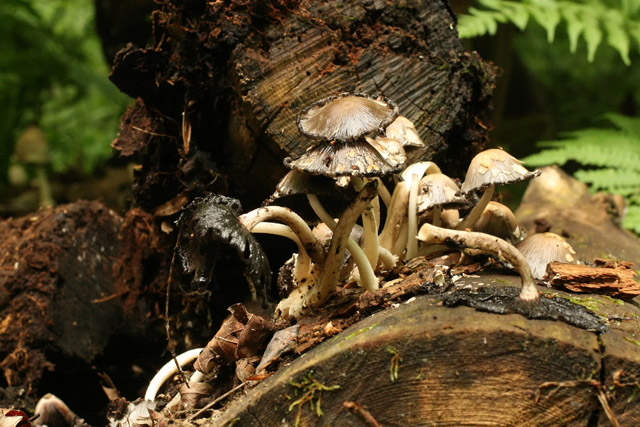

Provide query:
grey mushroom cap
left=461, top=148, right=540, bottom=193
left=297, top=93, right=399, bottom=142
left=515, top=232, right=577, bottom=280
left=365, top=136, right=407, bottom=168
left=384, top=116, right=425, bottom=147
left=284, top=139, right=402, bottom=177
left=265, top=170, right=352, bottom=205
left=472, top=201, right=522, bottom=242
left=416, top=173, right=467, bottom=213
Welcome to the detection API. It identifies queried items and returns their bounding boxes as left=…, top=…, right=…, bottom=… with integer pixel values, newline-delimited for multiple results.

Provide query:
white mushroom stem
left=432, top=206, right=442, bottom=227
left=417, top=223, right=539, bottom=301
left=456, top=186, right=495, bottom=230
left=145, top=348, right=204, bottom=402
left=304, top=183, right=379, bottom=308
left=406, top=174, right=420, bottom=259
left=307, top=194, right=379, bottom=290
left=251, top=222, right=313, bottom=284
left=380, top=161, right=440, bottom=257
left=374, top=177, right=392, bottom=207
left=352, top=176, right=380, bottom=270
left=239, top=206, right=325, bottom=265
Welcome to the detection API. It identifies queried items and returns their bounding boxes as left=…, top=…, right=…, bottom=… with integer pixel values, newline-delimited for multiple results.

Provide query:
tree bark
left=109, top=0, right=495, bottom=210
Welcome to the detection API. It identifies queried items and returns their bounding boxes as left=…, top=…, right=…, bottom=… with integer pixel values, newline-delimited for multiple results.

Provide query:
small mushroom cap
left=461, top=148, right=540, bottom=193
left=472, top=201, right=522, bottom=242
left=265, top=170, right=351, bottom=205
left=284, top=139, right=401, bottom=177
left=297, top=93, right=399, bottom=142
left=416, top=173, right=467, bottom=212
left=365, top=136, right=407, bottom=168
left=384, top=116, right=425, bottom=147
left=515, top=232, right=577, bottom=280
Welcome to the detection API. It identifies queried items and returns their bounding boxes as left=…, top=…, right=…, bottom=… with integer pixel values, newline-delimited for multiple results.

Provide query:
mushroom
left=418, top=223, right=539, bottom=301
left=456, top=149, right=540, bottom=231
left=472, top=201, right=524, bottom=243
left=515, top=232, right=577, bottom=280
left=285, top=93, right=404, bottom=282
left=276, top=182, right=378, bottom=319
left=384, top=116, right=425, bottom=148
left=379, top=161, right=441, bottom=258
left=416, top=173, right=467, bottom=227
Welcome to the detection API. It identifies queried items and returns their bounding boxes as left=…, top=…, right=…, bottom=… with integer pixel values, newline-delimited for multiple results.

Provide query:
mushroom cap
left=416, top=173, right=467, bottom=212
left=472, top=201, right=521, bottom=242
left=284, top=139, right=402, bottom=177
left=297, top=93, right=399, bottom=142
left=384, top=116, right=425, bottom=147
left=265, top=170, right=351, bottom=204
left=515, top=232, right=577, bottom=280
left=365, top=136, right=407, bottom=168
left=461, top=148, right=540, bottom=193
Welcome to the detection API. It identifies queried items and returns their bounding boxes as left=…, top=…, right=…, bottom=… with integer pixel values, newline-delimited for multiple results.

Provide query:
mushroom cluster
left=232, top=92, right=557, bottom=318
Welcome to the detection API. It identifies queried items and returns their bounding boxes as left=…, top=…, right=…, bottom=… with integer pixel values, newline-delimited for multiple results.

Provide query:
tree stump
left=109, top=0, right=495, bottom=210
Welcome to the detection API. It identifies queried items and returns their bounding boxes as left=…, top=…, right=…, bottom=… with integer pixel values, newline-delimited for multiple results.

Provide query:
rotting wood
left=546, top=259, right=640, bottom=300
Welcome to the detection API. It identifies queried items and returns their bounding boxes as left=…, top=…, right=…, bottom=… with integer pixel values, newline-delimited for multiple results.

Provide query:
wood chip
left=546, top=259, right=640, bottom=300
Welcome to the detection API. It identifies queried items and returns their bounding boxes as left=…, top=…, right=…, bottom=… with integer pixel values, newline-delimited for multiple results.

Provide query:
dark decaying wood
left=0, top=202, right=123, bottom=393
left=109, top=0, right=495, bottom=210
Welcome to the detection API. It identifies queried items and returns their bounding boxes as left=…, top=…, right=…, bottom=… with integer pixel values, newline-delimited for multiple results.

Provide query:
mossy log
left=213, top=281, right=640, bottom=426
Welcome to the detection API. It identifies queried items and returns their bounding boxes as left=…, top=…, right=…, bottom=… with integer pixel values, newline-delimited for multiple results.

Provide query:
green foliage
left=0, top=0, right=129, bottom=176
left=458, top=0, right=640, bottom=64
left=523, top=114, right=640, bottom=233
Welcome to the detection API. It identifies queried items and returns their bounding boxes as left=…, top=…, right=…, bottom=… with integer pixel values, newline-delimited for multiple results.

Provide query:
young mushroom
left=515, top=232, right=577, bottom=280
left=472, top=201, right=524, bottom=243
left=417, top=224, right=539, bottom=301
left=456, top=149, right=540, bottom=231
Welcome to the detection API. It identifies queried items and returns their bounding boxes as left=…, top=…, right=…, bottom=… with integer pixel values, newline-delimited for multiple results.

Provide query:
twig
left=187, top=382, right=247, bottom=421
left=343, top=401, right=381, bottom=427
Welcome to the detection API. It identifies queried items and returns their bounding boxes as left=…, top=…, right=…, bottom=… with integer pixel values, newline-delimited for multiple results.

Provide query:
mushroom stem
left=251, top=222, right=313, bottom=284
left=239, top=206, right=325, bottom=265
left=380, top=161, right=440, bottom=257
left=305, top=182, right=379, bottom=307
left=406, top=174, right=421, bottom=259
left=307, top=194, right=379, bottom=290
left=145, top=348, right=204, bottom=402
left=456, top=186, right=495, bottom=230
left=432, top=206, right=442, bottom=227
left=417, top=223, right=539, bottom=301
left=351, top=176, right=380, bottom=270
left=374, top=177, right=392, bottom=208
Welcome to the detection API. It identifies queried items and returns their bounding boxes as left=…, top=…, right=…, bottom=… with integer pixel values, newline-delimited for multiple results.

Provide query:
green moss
left=624, top=336, right=640, bottom=348
left=287, top=370, right=340, bottom=427
left=339, top=323, right=379, bottom=343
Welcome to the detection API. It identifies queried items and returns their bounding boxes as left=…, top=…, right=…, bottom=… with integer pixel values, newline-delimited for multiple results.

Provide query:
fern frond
left=458, top=0, right=640, bottom=64
left=523, top=113, right=640, bottom=234
left=574, top=168, right=640, bottom=192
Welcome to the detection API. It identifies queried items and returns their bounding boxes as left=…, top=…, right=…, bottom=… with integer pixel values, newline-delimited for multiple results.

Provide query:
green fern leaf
left=602, top=113, right=640, bottom=135
left=526, top=0, right=561, bottom=42
left=623, top=205, right=640, bottom=234
left=458, top=0, right=640, bottom=64
left=574, top=168, right=640, bottom=191
left=562, top=5, right=585, bottom=52
left=604, top=11, right=631, bottom=65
